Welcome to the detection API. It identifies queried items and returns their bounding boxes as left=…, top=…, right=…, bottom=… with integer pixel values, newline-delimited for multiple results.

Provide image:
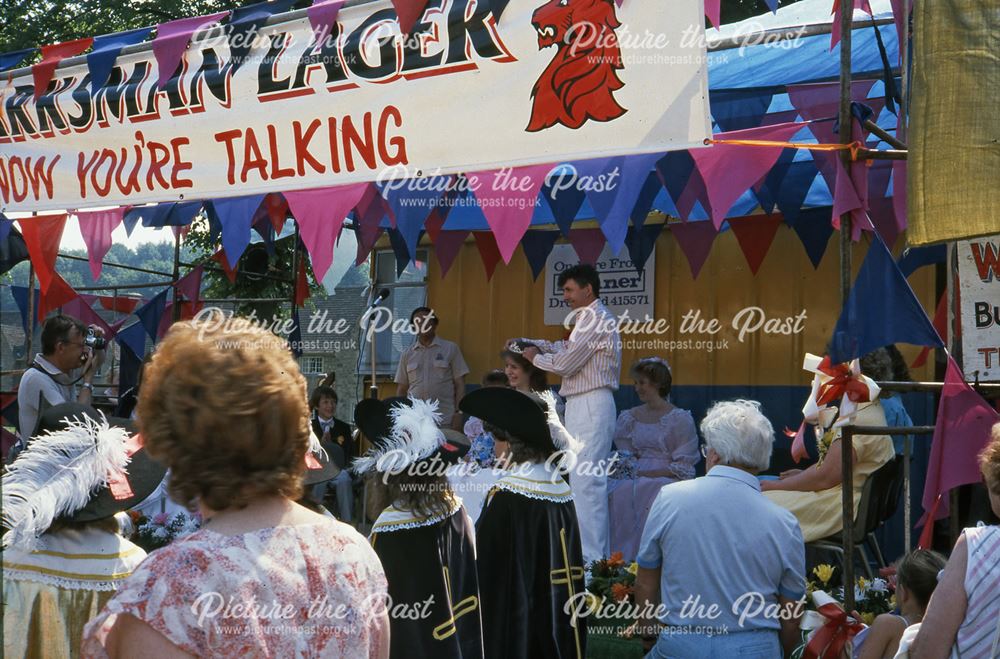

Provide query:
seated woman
left=82, top=316, right=389, bottom=658
left=3, top=402, right=164, bottom=659
left=762, top=395, right=894, bottom=542
left=910, top=421, right=1000, bottom=658
left=608, top=357, right=699, bottom=561
left=855, top=549, right=946, bottom=659
left=460, top=387, right=586, bottom=659
left=353, top=397, right=483, bottom=659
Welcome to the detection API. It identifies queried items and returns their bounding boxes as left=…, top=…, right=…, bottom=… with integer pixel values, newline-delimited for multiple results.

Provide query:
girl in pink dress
left=607, top=358, right=699, bottom=561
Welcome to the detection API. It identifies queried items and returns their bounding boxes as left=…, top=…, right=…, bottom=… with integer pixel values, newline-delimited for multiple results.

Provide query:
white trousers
left=565, top=388, right=616, bottom=565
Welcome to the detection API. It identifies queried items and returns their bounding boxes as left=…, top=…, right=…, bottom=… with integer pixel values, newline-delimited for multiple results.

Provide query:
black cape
left=475, top=478, right=587, bottom=659
left=371, top=505, right=484, bottom=659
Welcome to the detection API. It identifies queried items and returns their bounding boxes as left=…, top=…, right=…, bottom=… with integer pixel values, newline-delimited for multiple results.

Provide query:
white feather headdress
left=351, top=398, right=445, bottom=475
left=537, top=389, right=582, bottom=454
left=2, top=413, right=131, bottom=551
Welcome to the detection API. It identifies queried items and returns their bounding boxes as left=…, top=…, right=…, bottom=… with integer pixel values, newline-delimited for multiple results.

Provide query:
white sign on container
left=543, top=244, right=654, bottom=326
left=956, top=234, right=1000, bottom=381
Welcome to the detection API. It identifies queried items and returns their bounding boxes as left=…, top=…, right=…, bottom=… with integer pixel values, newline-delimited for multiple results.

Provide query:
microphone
left=367, top=288, right=390, bottom=310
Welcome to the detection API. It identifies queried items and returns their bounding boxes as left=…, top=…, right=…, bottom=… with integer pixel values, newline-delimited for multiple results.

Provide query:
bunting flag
left=135, top=289, right=168, bottom=341
left=473, top=231, right=502, bottom=281
left=0, top=226, right=30, bottom=275
left=98, top=295, right=142, bottom=314
left=867, top=160, right=900, bottom=247
left=62, top=296, right=113, bottom=338
left=0, top=48, right=34, bottom=72
left=568, top=228, right=605, bottom=265
left=117, top=336, right=143, bottom=396
left=11, top=286, right=34, bottom=331
left=87, top=27, right=153, bottom=91
left=656, top=150, right=708, bottom=221
left=470, top=164, right=552, bottom=263
left=294, top=259, right=310, bottom=307
left=381, top=177, right=449, bottom=260
left=116, top=321, right=148, bottom=360
left=521, top=230, right=560, bottom=280
left=175, top=265, right=203, bottom=303
left=910, top=292, right=948, bottom=369
left=211, top=249, right=239, bottom=283
left=263, top=193, right=289, bottom=233
left=355, top=225, right=383, bottom=267
left=670, top=220, right=717, bottom=279
left=898, top=244, right=946, bottom=278
left=18, top=213, right=67, bottom=293
left=764, top=0, right=779, bottom=13
left=227, top=0, right=295, bottom=72
left=585, top=153, right=662, bottom=254
left=709, top=89, right=776, bottom=132
left=921, top=356, right=1000, bottom=523
left=36, top=273, right=78, bottom=321
left=423, top=209, right=446, bottom=244
left=140, top=201, right=202, bottom=227
left=831, top=0, right=874, bottom=49
left=918, top=494, right=941, bottom=549
left=434, top=230, right=469, bottom=277
left=122, top=206, right=144, bottom=235
left=387, top=227, right=412, bottom=276
left=691, top=122, right=805, bottom=228
left=356, top=183, right=389, bottom=230
left=630, top=173, right=663, bottom=229
left=541, top=167, right=585, bottom=237
left=828, top=235, right=944, bottom=363
left=831, top=158, right=872, bottom=241
left=285, top=183, right=368, bottom=281
left=391, top=0, right=431, bottom=34
left=0, top=214, right=12, bottom=243
left=32, top=38, right=93, bottom=99
left=208, top=195, right=264, bottom=268
left=789, top=206, right=836, bottom=269
left=308, top=0, right=345, bottom=46
left=705, top=0, right=721, bottom=28
left=728, top=214, right=784, bottom=275
left=624, top=223, right=665, bottom=275
left=153, top=11, right=230, bottom=88
left=891, top=161, right=906, bottom=233
left=320, top=226, right=357, bottom=294
left=76, top=207, right=124, bottom=280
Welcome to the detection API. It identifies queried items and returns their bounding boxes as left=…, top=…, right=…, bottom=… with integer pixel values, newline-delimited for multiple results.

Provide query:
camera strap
left=31, top=360, right=84, bottom=386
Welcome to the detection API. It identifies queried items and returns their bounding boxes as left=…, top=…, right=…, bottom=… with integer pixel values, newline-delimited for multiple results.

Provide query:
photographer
left=15, top=315, right=106, bottom=445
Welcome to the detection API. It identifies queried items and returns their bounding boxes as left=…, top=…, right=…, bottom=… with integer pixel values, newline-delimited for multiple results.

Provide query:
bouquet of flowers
left=586, top=552, right=638, bottom=605
left=608, top=450, right=637, bottom=481
left=127, top=510, right=201, bottom=553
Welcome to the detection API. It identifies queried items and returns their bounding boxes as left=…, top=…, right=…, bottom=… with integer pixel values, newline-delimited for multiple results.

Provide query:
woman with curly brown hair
left=82, top=316, right=389, bottom=658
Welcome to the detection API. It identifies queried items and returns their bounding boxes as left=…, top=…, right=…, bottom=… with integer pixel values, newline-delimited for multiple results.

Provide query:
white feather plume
left=538, top=389, right=582, bottom=454
left=2, top=413, right=131, bottom=551
left=307, top=428, right=329, bottom=462
left=351, top=398, right=444, bottom=474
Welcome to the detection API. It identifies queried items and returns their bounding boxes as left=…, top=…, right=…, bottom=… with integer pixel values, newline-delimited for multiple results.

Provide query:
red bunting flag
left=212, top=250, right=238, bottom=283
left=910, top=292, right=948, bottom=369
left=18, top=213, right=67, bottom=293
left=32, top=38, right=93, bottom=99
left=424, top=209, right=446, bottom=244
left=36, top=272, right=78, bottom=321
left=391, top=0, right=431, bottom=35
left=728, top=214, right=785, bottom=275
left=98, top=295, right=142, bottom=314
left=670, top=221, right=718, bottom=279
left=294, top=259, right=311, bottom=307
left=264, top=193, right=288, bottom=233
left=568, top=228, right=605, bottom=265
left=472, top=232, right=502, bottom=282
left=434, top=230, right=469, bottom=277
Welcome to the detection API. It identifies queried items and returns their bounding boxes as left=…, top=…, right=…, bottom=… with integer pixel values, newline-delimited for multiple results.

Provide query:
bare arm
left=105, top=614, right=194, bottom=659
left=372, top=610, right=391, bottom=659
left=778, top=595, right=803, bottom=658
left=761, top=439, right=856, bottom=493
left=857, top=614, right=907, bottom=659
left=911, top=533, right=968, bottom=659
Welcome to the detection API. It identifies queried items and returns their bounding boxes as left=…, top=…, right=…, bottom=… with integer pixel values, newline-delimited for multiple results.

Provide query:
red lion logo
left=526, top=0, right=627, bottom=132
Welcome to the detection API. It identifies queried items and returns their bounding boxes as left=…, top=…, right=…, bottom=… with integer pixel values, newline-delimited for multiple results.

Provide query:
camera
left=84, top=328, right=106, bottom=351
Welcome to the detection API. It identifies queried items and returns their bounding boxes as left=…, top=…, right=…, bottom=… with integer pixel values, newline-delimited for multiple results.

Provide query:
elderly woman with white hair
left=633, top=400, right=806, bottom=658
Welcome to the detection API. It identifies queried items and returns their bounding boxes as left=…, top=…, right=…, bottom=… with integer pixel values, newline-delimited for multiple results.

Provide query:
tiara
left=638, top=356, right=671, bottom=372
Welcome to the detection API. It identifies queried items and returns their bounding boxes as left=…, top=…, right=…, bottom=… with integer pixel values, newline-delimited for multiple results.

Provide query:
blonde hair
left=980, top=422, right=1000, bottom=495
left=137, top=316, right=310, bottom=511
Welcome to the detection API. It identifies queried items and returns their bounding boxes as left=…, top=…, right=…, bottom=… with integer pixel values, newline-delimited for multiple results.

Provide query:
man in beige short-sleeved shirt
left=395, top=307, right=469, bottom=430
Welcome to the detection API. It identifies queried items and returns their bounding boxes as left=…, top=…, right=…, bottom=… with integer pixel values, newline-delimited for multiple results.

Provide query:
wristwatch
left=81, top=382, right=94, bottom=391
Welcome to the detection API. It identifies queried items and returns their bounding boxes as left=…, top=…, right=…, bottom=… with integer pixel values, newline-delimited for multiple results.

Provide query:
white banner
left=0, top=0, right=710, bottom=212
left=957, top=235, right=1000, bottom=382
left=543, top=244, right=654, bottom=326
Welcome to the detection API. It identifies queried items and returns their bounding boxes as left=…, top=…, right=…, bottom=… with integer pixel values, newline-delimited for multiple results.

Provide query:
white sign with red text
left=957, top=235, right=1000, bottom=381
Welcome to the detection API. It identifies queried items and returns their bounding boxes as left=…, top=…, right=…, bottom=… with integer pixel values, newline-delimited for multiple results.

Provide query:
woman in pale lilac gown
left=608, top=358, right=699, bottom=560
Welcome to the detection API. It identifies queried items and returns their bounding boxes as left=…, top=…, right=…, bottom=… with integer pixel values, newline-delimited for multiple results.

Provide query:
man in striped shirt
left=514, top=264, right=622, bottom=564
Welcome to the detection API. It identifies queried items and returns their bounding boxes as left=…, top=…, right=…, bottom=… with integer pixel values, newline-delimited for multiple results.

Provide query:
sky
left=7, top=211, right=177, bottom=251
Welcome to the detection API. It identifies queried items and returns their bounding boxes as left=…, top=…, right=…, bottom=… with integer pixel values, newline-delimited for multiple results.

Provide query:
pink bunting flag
left=891, top=161, right=907, bottom=232
left=33, top=38, right=93, bottom=99
left=920, top=356, right=1000, bottom=524
left=18, top=213, right=68, bottom=294
left=308, top=0, right=344, bottom=48
left=690, top=121, right=805, bottom=228
left=469, top=164, right=552, bottom=264
left=831, top=159, right=871, bottom=241
left=670, top=221, right=717, bottom=279
left=63, top=296, right=113, bottom=338
left=175, top=265, right=203, bottom=302
left=285, top=183, right=368, bottom=281
left=434, top=230, right=469, bottom=277
left=705, top=0, right=721, bottom=29
left=76, top=207, right=124, bottom=280
left=830, top=0, right=874, bottom=50
left=568, top=228, right=605, bottom=265
left=153, top=11, right=229, bottom=88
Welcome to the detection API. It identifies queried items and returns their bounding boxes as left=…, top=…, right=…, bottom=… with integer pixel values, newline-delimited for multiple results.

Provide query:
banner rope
left=705, top=138, right=863, bottom=160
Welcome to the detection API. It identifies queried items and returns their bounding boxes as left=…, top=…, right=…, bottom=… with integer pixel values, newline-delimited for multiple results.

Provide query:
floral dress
left=607, top=407, right=699, bottom=561
left=82, top=519, right=387, bottom=658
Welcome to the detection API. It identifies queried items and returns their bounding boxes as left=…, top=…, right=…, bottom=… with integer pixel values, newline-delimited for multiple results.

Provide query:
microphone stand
left=369, top=309, right=378, bottom=400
